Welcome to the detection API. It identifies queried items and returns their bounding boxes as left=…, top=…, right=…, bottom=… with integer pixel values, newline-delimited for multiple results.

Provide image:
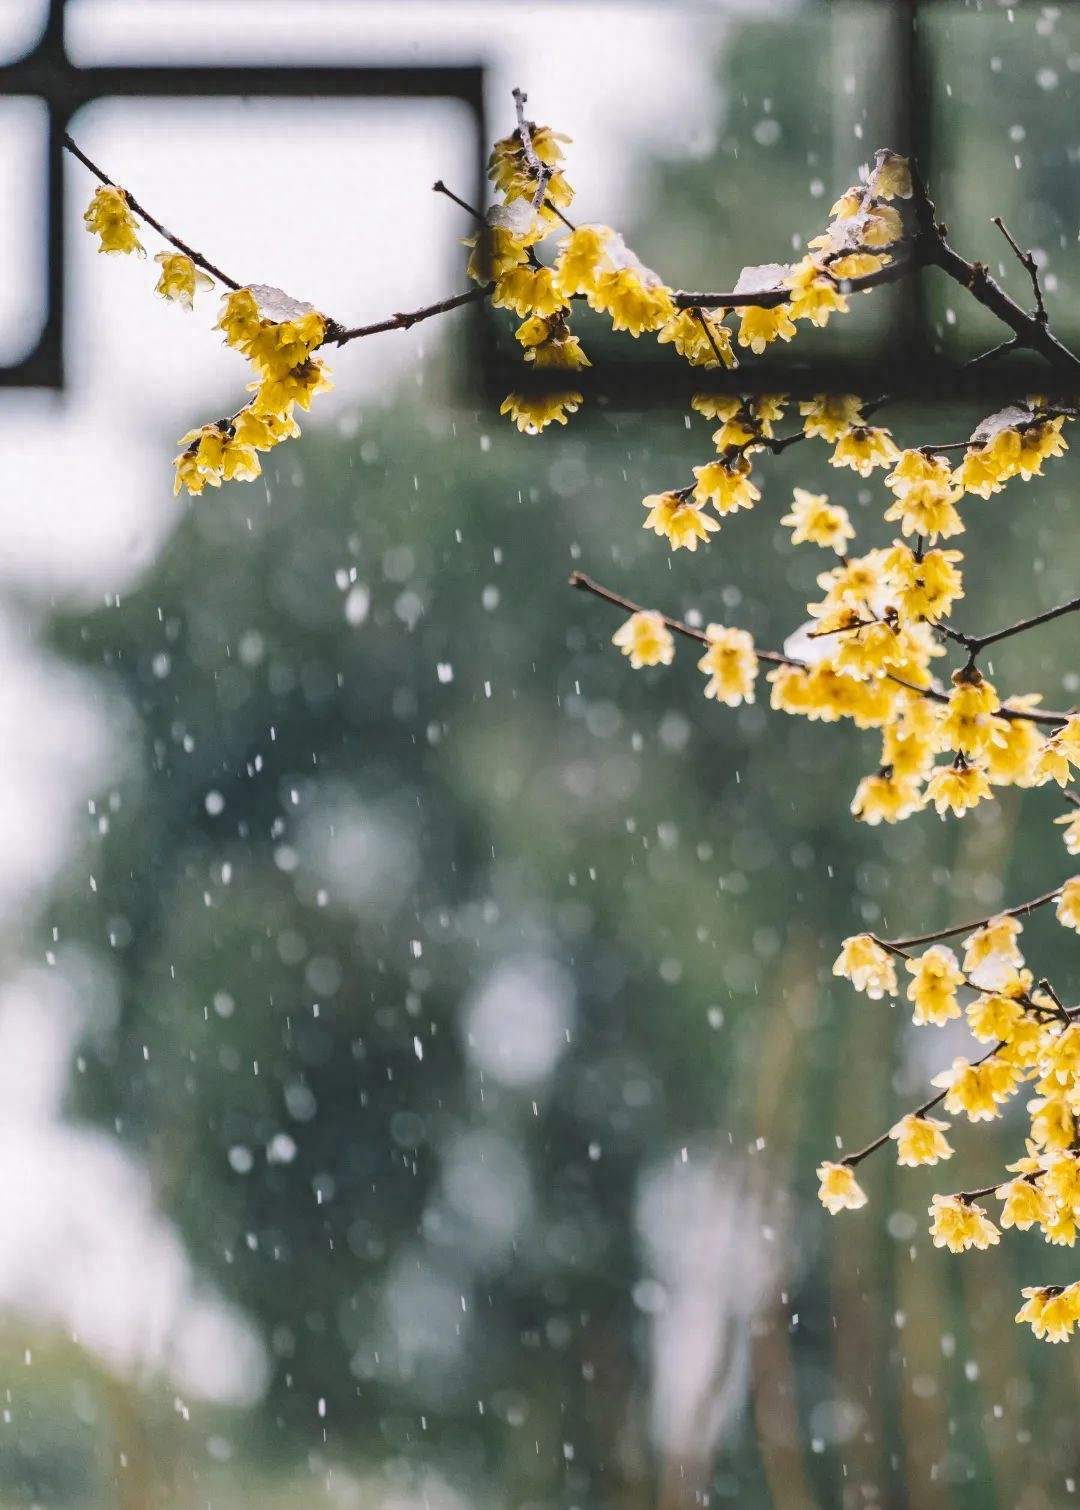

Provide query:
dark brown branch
left=64, top=133, right=240, bottom=290
left=432, top=179, right=485, bottom=225
left=672, top=254, right=916, bottom=311
left=874, top=884, right=1063, bottom=952
left=915, top=174, right=1080, bottom=372
left=333, top=286, right=491, bottom=344
left=992, top=215, right=1048, bottom=325
left=694, top=307, right=729, bottom=368
left=568, top=571, right=801, bottom=666
left=574, top=572, right=1070, bottom=728
left=936, top=593, right=1080, bottom=660
left=841, top=1041, right=1003, bottom=1167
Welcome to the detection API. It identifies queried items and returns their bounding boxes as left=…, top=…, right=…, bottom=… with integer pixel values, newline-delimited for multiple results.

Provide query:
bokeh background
left=2, top=2, right=1080, bottom=1506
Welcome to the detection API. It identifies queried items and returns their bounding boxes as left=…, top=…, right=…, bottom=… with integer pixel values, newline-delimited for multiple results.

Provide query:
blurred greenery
left=5, top=4, right=1080, bottom=1508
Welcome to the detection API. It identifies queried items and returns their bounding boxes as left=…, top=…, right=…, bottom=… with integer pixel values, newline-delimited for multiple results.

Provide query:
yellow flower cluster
left=174, top=288, right=331, bottom=495
left=83, top=185, right=337, bottom=498
left=481, top=132, right=915, bottom=435
left=481, top=128, right=1080, bottom=1346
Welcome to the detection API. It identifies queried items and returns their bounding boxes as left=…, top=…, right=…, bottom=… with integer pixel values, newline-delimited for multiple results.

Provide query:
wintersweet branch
left=914, top=176, right=1080, bottom=373
left=671, top=253, right=916, bottom=311
left=873, top=884, right=1064, bottom=953
left=572, top=572, right=1070, bottom=728
left=936, top=593, right=1080, bottom=659
left=992, top=214, right=1048, bottom=326
left=567, top=571, right=800, bottom=666
left=331, top=287, right=491, bottom=345
left=840, top=1041, right=1003, bottom=1168
left=63, top=134, right=241, bottom=290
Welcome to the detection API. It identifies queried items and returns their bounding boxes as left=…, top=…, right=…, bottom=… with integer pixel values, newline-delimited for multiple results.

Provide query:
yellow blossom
left=232, top=406, right=301, bottom=451
left=939, top=669, right=1001, bottom=758
left=962, top=915, right=1024, bottom=980
left=997, top=1177, right=1053, bottom=1231
left=493, top=266, right=569, bottom=319
left=499, top=391, right=582, bottom=434
left=905, top=945, right=964, bottom=1026
left=883, top=482, right=964, bottom=542
left=923, top=760, right=993, bottom=817
left=656, top=309, right=736, bottom=368
left=966, top=992, right=1025, bottom=1044
left=173, top=446, right=217, bottom=497
left=929, top=1194, right=1000, bottom=1252
left=830, top=251, right=889, bottom=280
left=1055, top=876, right=1080, bottom=932
left=932, top=1056, right=1020, bottom=1120
left=517, top=316, right=591, bottom=371
left=176, top=422, right=226, bottom=476
left=1028, top=1091, right=1076, bottom=1152
left=642, top=491, right=719, bottom=551
left=244, top=310, right=327, bottom=381
left=799, top=395, right=864, bottom=442
left=785, top=258, right=848, bottom=326
left=216, top=287, right=263, bottom=352
left=851, top=768, right=921, bottom=825
left=1055, top=810, right=1080, bottom=855
left=1041, top=1023, right=1080, bottom=1087
left=692, top=455, right=761, bottom=515
left=816, top=1161, right=868, bottom=1214
left=1033, top=734, right=1074, bottom=789
left=552, top=225, right=613, bottom=297
left=612, top=612, right=675, bottom=669
left=869, top=149, right=913, bottom=200
left=250, top=358, right=333, bottom=417
left=737, top=303, right=796, bottom=354
left=861, top=203, right=903, bottom=246
left=987, top=713, right=1044, bottom=789
left=830, top=426, right=900, bottom=476
left=1042, top=1208, right=1078, bottom=1246
left=1016, top=1284, right=1080, bottom=1342
left=1040, top=1151, right=1080, bottom=1214
left=153, top=252, right=213, bottom=309
left=953, top=430, right=1022, bottom=497
left=882, top=544, right=965, bottom=621
left=833, top=934, right=897, bottom=998
left=589, top=267, right=675, bottom=336
left=889, top=1113, right=953, bottom=1167
left=697, top=625, right=758, bottom=706
left=83, top=184, right=144, bottom=256
left=1016, top=418, right=1067, bottom=478
left=465, top=226, right=530, bottom=284
left=780, top=488, right=854, bottom=552
left=488, top=124, right=572, bottom=205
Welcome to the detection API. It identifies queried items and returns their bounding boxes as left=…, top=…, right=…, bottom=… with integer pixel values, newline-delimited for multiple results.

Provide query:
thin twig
left=992, top=215, right=1048, bottom=324
left=693, top=307, right=730, bottom=368
left=672, top=254, right=916, bottom=311
left=936, top=593, right=1080, bottom=659
left=64, top=133, right=241, bottom=290
left=915, top=174, right=1080, bottom=372
left=574, top=571, right=1070, bottom=728
left=873, top=884, right=1063, bottom=952
left=333, top=286, right=491, bottom=344
left=432, top=179, right=486, bottom=225
left=841, top=1042, right=1003, bottom=1167
left=568, top=571, right=800, bottom=666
